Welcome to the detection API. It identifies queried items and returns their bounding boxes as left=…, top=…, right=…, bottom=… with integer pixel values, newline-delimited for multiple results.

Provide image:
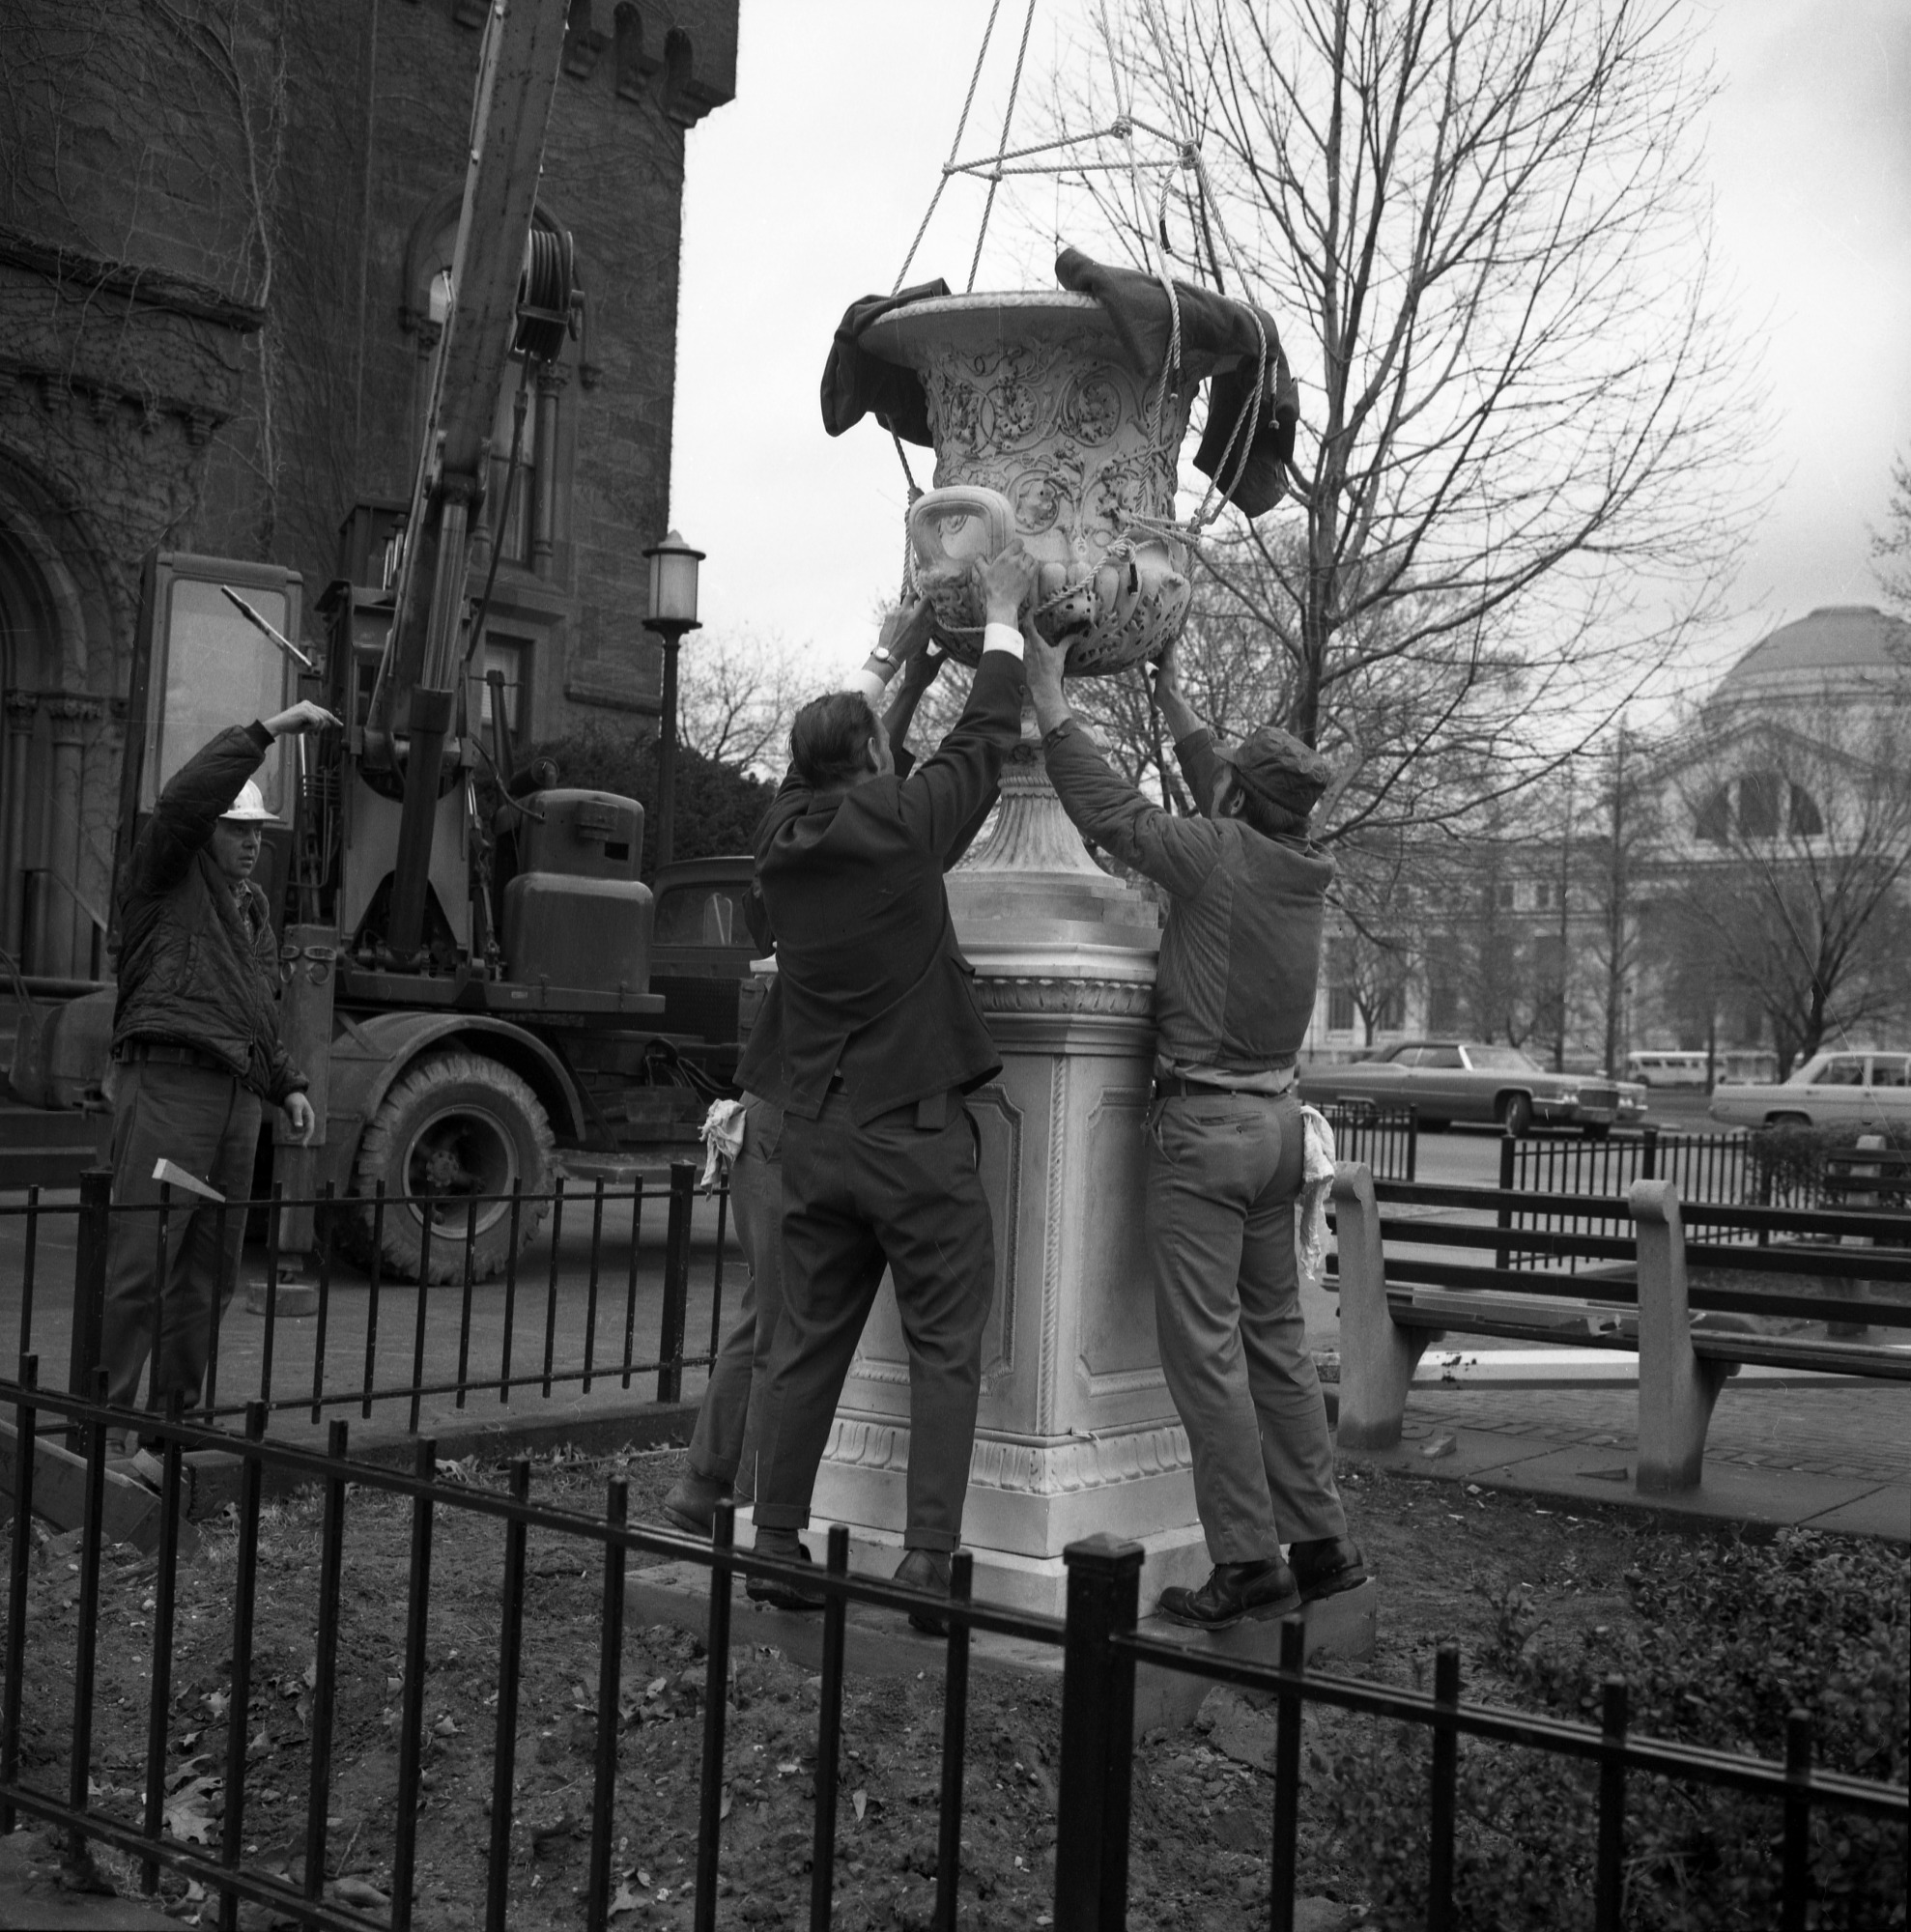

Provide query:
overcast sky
left=670, top=0, right=1911, bottom=689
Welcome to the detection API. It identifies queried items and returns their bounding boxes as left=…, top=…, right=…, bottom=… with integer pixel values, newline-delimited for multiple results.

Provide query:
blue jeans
left=1145, top=1088, right=1346, bottom=1561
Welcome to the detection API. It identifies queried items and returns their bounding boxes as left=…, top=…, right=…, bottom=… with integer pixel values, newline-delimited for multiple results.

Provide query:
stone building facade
left=0, top=0, right=736, bottom=978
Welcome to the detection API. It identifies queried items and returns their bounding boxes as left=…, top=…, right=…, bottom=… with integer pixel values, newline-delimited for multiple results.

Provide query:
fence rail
left=1, top=1374, right=1903, bottom=1932
left=0, top=1164, right=740, bottom=1438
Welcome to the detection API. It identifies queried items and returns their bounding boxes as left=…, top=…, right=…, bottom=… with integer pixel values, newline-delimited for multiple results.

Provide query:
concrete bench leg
left=1332, top=1162, right=1439, bottom=1451
left=1630, top=1179, right=1730, bottom=1492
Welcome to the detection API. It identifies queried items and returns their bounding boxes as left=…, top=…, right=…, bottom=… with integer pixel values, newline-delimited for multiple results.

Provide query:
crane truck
left=14, top=0, right=718, bottom=1282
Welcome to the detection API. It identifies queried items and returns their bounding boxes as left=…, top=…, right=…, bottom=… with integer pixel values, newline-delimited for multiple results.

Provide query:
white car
left=1708, top=1050, right=1911, bottom=1131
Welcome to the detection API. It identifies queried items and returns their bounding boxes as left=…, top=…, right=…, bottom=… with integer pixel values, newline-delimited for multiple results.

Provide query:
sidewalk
left=1346, top=1378, right=1911, bottom=1542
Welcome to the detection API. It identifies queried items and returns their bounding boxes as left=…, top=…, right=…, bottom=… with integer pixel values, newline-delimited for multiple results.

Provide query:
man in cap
left=1026, top=636, right=1364, bottom=1629
left=103, top=700, right=337, bottom=1480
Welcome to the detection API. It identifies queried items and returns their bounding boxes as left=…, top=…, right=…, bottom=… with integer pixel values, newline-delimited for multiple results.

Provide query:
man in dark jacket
left=740, top=547, right=1035, bottom=1620
left=1027, top=635, right=1364, bottom=1630
left=104, top=700, right=336, bottom=1475
left=662, top=609, right=969, bottom=1537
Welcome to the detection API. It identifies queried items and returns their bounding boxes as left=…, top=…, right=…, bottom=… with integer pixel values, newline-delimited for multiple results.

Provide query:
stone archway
left=0, top=455, right=122, bottom=980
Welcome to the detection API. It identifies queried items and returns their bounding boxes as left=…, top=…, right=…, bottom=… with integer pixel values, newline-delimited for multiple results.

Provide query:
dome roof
left=1712, top=605, right=1908, bottom=707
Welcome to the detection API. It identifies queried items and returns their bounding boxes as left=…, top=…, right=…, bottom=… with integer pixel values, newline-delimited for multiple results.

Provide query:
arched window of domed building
left=1738, top=770, right=1783, bottom=838
left=1695, top=784, right=1731, bottom=841
left=1788, top=783, right=1824, bottom=837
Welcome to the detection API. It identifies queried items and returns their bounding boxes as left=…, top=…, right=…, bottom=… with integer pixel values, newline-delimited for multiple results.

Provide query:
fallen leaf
left=608, top=1882, right=642, bottom=1918
left=164, top=1776, right=220, bottom=1845
left=636, top=1868, right=652, bottom=1887
left=720, top=1787, right=732, bottom=1820
left=205, top=1690, right=230, bottom=1719
left=303, top=1661, right=318, bottom=1690
left=852, top=1789, right=868, bottom=1823
left=643, top=1677, right=669, bottom=1699
left=249, top=1727, right=271, bottom=1753
left=776, top=1761, right=799, bottom=1776
left=433, top=1716, right=461, bottom=1738
left=330, top=1876, right=389, bottom=1910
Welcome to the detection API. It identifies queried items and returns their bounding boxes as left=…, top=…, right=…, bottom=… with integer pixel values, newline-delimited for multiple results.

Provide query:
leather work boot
left=1287, top=1537, right=1368, bottom=1604
left=894, top=1548, right=953, bottom=1636
left=746, top=1531, right=826, bottom=1612
left=1157, top=1557, right=1301, bottom=1631
left=662, top=1469, right=731, bottom=1536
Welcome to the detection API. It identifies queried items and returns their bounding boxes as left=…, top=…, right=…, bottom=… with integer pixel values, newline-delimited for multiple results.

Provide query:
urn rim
left=860, top=289, right=1221, bottom=378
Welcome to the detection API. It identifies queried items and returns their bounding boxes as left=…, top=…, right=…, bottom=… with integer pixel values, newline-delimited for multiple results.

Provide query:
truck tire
left=347, top=1050, right=555, bottom=1284
left=1497, top=1092, right=1533, bottom=1138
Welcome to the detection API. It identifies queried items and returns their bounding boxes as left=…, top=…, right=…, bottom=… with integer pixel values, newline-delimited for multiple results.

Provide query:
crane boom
left=369, top=0, right=571, bottom=961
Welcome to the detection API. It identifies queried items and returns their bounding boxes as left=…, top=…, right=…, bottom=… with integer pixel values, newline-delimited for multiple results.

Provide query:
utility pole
left=1602, top=727, right=1627, bottom=1080
left=1554, top=759, right=1574, bottom=1070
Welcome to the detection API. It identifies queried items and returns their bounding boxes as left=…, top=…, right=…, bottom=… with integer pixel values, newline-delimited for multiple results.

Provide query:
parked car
left=1707, top=1049, right=1911, bottom=1131
left=1298, top=1039, right=1648, bottom=1136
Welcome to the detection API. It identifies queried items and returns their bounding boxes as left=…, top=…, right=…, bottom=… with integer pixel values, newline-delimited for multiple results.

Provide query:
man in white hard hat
left=102, top=700, right=337, bottom=1479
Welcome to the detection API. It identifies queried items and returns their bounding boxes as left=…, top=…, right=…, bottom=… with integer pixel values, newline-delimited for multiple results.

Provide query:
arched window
left=1787, top=783, right=1823, bottom=837
left=1695, top=784, right=1730, bottom=841
left=1738, top=770, right=1783, bottom=838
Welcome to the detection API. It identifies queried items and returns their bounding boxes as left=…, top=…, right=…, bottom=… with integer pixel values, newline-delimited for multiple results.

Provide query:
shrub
left=1319, top=1531, right=1908, bottom=1928
left=1744, top=1122, right=1909, bottom=1207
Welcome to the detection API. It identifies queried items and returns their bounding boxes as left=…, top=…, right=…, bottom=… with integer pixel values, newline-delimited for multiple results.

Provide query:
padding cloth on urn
left=822, top=249, right=1299, bottom=517
left=1052, top=247, right=1299, bottom=517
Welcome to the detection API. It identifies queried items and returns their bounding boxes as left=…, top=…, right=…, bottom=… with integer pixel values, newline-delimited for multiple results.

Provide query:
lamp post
left=642, top=528, right=702, bottom=872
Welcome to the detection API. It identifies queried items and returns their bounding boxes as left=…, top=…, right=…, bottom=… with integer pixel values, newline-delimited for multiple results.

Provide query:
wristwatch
left=868, top=643, right=898, bottom=668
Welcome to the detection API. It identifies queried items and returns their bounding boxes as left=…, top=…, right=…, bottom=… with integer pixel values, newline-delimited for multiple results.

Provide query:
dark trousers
left=752, top=1090, right=994, bottom=1553
left=685, top=1095, right=785, bottom=1501
left=100, top=1061, right=262, bottom=1435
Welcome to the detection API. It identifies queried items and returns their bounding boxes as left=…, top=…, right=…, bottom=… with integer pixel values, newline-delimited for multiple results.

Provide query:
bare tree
left=1041, top=0, right=1760, bottom=832
left=674, top=628, right=813, bottom=776
left=1873, top=451, right=1911, bottom=618
left=1668, top=698, right=1911, bottom=1077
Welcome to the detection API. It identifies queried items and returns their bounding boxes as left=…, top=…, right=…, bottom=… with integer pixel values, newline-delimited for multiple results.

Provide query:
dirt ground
left=0, top=1449, right=1811, bottom=1930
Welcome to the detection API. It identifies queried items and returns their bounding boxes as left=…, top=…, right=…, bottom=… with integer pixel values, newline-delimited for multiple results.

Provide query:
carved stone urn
left=859, top=292, right=1219, bottom=673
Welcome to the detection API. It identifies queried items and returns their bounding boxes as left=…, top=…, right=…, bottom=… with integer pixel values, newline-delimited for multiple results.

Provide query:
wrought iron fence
left=1319, top=1103, right=1417, bottom=1181
left=2, top=1373, right=1903, bottom=1932
left=0, top=1163, right=742, bottom=1437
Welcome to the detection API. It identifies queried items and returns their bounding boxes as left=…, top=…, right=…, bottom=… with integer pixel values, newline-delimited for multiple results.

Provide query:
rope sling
left=879, top=1, right=1287, bottom=631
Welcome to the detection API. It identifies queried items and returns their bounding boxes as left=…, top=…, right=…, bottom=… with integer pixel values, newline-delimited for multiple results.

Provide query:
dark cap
left=1212, top=725, right=1332, bottom=815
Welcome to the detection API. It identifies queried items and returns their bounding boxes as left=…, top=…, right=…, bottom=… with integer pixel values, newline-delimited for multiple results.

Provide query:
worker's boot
left=1286, top=1537, right=1367, bottom=1604
left=662, top=1468, right=731, bottom=1536
left=1156, top=1557, right=1300, bottom=1631
left=746, top=1527, right=826, bottom=1611
left=894, top=1548, right=953, bottom=1637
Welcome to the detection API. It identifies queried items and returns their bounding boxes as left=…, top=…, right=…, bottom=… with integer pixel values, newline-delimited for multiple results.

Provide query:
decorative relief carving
left=973, top=976, right=1154, bottom=1017
left=1035, top=1053, right=1067, bottom=1435
left=861, top=296, right=1213, bottom=674
left=822, top=1416, right=1194, bottom=1494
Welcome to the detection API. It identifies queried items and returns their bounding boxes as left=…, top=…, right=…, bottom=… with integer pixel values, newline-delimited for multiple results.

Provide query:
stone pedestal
left=809, top=732, right=1212, bottom=1616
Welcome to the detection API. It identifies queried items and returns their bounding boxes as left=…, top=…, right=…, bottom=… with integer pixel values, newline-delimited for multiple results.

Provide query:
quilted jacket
left=111, top=723, right=306, bottom=1106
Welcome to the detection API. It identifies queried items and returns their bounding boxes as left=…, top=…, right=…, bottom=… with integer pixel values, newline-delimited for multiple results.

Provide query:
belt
left=118, top=1040, right=235, bottom=1076
left=1154, top=1069, right=1297, bottom=1101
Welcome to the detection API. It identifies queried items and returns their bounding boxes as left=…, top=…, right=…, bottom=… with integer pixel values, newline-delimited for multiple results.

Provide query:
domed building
left=1300, top=604, right=1911, bottom=1080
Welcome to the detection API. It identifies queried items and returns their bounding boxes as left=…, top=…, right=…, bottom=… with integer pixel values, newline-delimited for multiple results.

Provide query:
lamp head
left=644, top=528, right=704, bottom=631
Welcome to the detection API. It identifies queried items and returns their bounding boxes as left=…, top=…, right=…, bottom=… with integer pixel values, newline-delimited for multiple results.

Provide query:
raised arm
left=895, top=545, right=1035, bottom=862
left=1150, top=644, right=1224, bottom=818
left=131, top=701, right=336, bottom=896
left=1025, top=632, right=1221, bottom=897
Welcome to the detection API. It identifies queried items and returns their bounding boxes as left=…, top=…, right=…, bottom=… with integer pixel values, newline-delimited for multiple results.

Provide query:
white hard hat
left=221, top=780, right=274, bottom=823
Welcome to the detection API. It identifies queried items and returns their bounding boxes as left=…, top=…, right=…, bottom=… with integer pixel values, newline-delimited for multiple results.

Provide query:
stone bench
left=1330, top=1163, right=1911, bottom=1493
